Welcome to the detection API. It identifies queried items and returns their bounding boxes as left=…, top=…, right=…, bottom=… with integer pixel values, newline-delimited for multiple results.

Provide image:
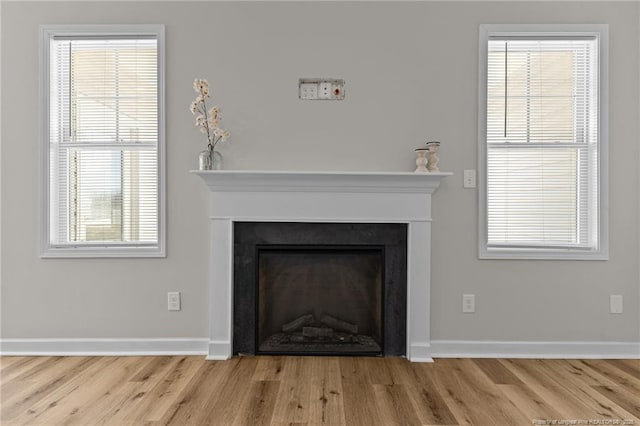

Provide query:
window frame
left=478, top=24, right=609, bottom=260
left=39, top=24, right=166, bottom=258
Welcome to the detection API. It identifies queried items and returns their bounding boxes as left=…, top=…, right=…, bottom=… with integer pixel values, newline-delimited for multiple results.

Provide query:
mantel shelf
left=191, top=170, right=452, bottom=194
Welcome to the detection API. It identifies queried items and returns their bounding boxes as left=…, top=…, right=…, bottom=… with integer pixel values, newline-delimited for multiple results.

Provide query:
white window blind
left=480, top=26, right=607, bottom=259
left=42, top=26, right=165, bottom=257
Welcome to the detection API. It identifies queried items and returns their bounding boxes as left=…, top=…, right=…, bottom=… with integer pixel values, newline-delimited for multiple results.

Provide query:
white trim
left=210, top=216, right=433, bottom=223
left=638, top=0, right=640, bottom=348
left=409, top=342, right=435, bottom=363
left=0, top=1, right=3, bottom=312
left=191, top=170, right=452, bottom=194
left=4, top=0, right=637, bottom=2
left=207, top=219, right=234, bottom=361
left=406, top=221, right=433, bottom=362
left=3, top=338, right=635, bottom=359
left=0, top=338, right=208, bottom=356
left=39, top=245, right=166, bottom=259
left=431, top=340, right=640, bottom=359
left=39, top=24, right=166, bottom=259
left=205, top=340, right=233, bottom=360
left=478, top=24, right=609, bottom=261
left=478, top=247, right=609, bottom=261
left=157, top=25, right=167, bottom=258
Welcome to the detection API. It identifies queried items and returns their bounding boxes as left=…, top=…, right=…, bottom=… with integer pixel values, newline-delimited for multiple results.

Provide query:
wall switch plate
left=299, top=83, right=318, bottom=100
left=168, top=292, right=181, bottom=311
left=462, top=294, right=475, bottom=313
left=299, top=78, right=345, bottom=100
left=463, top=169, right=477, bottom=188
left=610, top=294, right=623, bottom=314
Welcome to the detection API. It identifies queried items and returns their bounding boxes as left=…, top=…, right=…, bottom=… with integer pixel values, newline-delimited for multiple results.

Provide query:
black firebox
left=233, top=222, right=407, bottom=356
left=257, top=246, right=384, bottom=355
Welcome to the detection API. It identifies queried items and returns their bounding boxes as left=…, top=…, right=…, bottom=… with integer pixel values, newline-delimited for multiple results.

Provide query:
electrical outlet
left=463, top=169, right=477, bottom=188
left=318, top=81, right=332, bottom=99
left=168, top=292, right=181, bottom=311
left=610, top=295, right=623, bottom=314
left=462, top=294, right=475, bottom=313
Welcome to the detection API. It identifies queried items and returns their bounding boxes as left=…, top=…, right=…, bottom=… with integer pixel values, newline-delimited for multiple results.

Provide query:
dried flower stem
left=190, top=78, right=230, bottom=150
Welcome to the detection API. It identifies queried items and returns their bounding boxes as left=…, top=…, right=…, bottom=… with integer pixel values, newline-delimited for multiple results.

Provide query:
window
left=479, top=25, right=608, bottom=259
left=40, top=25, right=165, bottom=257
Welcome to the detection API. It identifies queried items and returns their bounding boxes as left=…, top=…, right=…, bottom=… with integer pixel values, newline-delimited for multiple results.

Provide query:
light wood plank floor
left=1, top=356, right=639, bottom=425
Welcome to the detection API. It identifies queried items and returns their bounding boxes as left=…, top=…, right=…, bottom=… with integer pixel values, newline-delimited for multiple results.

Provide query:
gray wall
left=1, top=1, right=639, bottom=343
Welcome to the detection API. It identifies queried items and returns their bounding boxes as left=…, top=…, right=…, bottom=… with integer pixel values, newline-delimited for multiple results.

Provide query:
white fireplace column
left=193, top=170, right=451, bottom=362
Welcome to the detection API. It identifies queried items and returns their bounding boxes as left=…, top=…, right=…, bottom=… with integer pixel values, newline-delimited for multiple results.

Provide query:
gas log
left=282, top=314, right=315, bottom=333
left=319, top=314, right=358, bottom=335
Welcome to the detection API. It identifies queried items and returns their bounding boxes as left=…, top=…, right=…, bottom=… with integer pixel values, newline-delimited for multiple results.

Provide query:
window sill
left=479, top=247, right=608, bottom=261
left=41, top=245, right=166, bottom=259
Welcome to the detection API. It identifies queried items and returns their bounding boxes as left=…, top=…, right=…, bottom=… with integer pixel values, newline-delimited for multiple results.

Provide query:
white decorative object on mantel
left=192, top=170, right=451, bottom=362
left=426, top=141, right=441, bottom=172
left=414, top=148, right=429, bottom=173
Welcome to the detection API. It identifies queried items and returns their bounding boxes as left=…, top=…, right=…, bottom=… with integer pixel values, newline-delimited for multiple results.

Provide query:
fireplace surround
left=233, top=222, right=407, bottom=356
left=193, top=170, right=450, bottom=362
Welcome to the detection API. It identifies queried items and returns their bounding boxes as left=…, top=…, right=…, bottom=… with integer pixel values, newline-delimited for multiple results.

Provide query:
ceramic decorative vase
left=426, top=141, right=440, bottom=172
left=198, top=147, right=223, bottom=170
left=414, top=148, right=429, bottom=173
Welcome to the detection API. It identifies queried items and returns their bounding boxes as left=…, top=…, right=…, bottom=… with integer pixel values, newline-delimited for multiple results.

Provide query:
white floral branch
left=190, top=78, right=230, bottom=151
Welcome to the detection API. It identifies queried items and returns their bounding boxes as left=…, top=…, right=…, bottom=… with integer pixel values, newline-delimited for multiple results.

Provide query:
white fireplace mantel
left=192, top=170, right=451, bottom=193
left=192, top=170, right=451, bottom=362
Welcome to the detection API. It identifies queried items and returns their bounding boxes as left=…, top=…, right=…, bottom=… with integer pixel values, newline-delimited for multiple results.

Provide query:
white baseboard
left=431, top=340, right=640, bottom=359
left=205, top=340, right=232, bottom=360
left=1, top=338, right=638, bottom=359
left=0, top=338, right=209, bottom=356
left=408, top=342, right=434, bottom=363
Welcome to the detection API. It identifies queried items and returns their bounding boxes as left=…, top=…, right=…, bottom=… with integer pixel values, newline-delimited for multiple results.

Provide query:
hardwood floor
left=1, top=356, right=639, bottom=425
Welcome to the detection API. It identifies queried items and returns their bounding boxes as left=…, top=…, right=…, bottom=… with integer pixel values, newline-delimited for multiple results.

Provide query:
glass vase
left=211, top=150, right=223, bottom=170
left=198, top=148, right=223, bottom=170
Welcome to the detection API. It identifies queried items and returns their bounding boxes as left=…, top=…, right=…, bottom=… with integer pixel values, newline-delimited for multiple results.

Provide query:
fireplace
left=193, top=170, right=450, bottom=361
left=257, top=246, right=384, bottom=355
left=233, top=222, right=407, bottom=356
